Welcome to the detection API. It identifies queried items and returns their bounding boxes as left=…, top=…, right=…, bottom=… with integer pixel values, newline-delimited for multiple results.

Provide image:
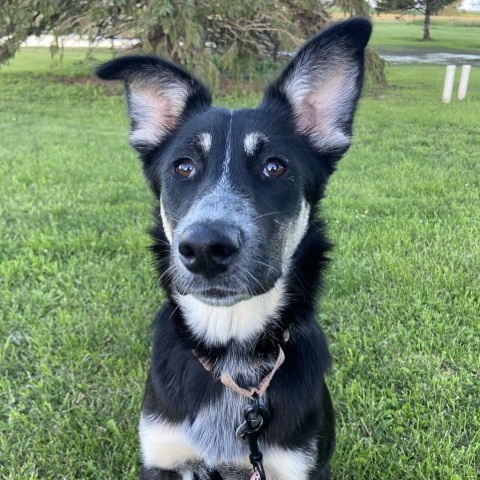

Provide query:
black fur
left=96, top=17, right=372, bottom=480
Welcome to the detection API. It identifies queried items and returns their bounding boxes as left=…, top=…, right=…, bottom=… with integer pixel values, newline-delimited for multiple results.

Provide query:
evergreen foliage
left=0, top=1, right=385, bottom=88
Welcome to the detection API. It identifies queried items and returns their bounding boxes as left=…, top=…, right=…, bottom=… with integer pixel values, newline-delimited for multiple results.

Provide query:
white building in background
left=368, top=0, right=480, bottom=10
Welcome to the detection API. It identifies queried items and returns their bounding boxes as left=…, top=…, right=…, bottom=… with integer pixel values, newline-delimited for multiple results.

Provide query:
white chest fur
left=173, top=278, right=286, bottom=346
left=140, top=409, right=314, bottom=479
left=139, top=389, right=251, bottom=473
left=139, top=351, right=316, bottom=479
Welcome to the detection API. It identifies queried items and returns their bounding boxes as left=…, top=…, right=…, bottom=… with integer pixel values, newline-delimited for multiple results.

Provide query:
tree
left=376, top=0, right=458, bottom=40
left=0, top=0, right=94, bottom=64
left=1, top=0, right=385, bottom=85
left=328, top=0, right=387, bottom=83
left=1, top=1, right=322, bottom=86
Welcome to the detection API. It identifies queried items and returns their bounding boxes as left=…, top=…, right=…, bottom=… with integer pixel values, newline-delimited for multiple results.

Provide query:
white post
left=442, top=65, right=456, bottom=103
left=458, top=65, right=471, bottom=101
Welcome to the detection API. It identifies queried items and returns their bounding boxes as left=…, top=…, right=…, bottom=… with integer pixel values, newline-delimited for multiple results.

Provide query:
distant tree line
left=376, top=0, right=459, bottom=41
left=0, top=0, right=386, bottom=85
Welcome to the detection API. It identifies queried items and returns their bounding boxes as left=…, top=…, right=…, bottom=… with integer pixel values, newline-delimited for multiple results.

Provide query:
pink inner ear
left=290, top=71, right=354, bottom=151
left=128, top=83, right=189, bottom=148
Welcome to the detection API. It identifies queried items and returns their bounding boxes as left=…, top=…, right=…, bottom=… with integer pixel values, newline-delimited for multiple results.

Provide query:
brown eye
left=263, top=158, right=286, bottom=178
left=174, top=158, right=196, bottom=178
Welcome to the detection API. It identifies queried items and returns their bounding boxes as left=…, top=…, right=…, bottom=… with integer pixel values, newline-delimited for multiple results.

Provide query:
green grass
left=1, top=29, right=479, bottom=479
left=324, top=67, right=480, bottom=479
left=371, top=20, right=480, bottom=53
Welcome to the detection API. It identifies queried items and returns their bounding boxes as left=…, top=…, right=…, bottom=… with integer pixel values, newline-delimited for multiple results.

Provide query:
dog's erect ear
left=96, top=56, right=212, bottom=152
left=262, top=18, right=372, bottom=154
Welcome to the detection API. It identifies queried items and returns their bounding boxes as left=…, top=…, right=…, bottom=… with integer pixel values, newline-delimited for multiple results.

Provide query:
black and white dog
left=96, top=18, right=371, bottom=480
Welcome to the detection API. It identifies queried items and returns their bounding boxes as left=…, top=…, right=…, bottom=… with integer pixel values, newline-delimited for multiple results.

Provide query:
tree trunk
left=423, top=8, right=431, bottom=41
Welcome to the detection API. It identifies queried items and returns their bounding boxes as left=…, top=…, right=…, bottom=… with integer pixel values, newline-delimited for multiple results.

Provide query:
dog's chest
left=140, top=352, right=317, bottom=479
left=191, top=352, right=271, bottom=464
left=190, top=386, right=251, bottom=464
left=141, top=353, right=266, bottom=466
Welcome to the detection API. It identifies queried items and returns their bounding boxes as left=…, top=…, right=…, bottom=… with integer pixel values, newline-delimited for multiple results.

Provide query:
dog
left=96, top=17, right=371, bottom=480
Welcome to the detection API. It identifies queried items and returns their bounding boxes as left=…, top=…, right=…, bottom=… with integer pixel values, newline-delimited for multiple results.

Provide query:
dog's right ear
left=96, top=56, right=212, bottom=153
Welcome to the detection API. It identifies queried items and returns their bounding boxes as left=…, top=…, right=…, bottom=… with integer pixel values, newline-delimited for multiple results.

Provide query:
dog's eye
left=174, top=158, right=196, bottom=178
left=263, top=158, right=286, bottom=178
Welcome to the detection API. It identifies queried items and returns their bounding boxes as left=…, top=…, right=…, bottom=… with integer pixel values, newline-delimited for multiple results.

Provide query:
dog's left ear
left=96, top=56, right=212, bottom=153
left=262, top=18, right=372, bottom=155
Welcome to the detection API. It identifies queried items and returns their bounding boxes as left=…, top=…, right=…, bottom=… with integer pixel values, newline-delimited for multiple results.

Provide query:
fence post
left=442, top=65, right=456, bottom=103
left=458, top=65, right=471, bottom=101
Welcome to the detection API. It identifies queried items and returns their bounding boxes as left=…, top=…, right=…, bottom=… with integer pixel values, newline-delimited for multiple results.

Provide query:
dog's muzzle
left=178, top=222, right=241, bottom=279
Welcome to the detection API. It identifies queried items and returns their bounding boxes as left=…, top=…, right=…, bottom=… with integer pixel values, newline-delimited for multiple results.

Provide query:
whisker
left=238, top=266, right=265, bottom=292
left=253, top=211, right=281, bottom=220
left=250, top=258, right=281, bottom=276
left=158, top=264, right=177, bottom=283
left=153, top=240, right=171, bottom=248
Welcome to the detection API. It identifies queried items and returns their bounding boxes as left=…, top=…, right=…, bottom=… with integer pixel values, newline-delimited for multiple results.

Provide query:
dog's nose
left=178, top=223, right=241, bottom=277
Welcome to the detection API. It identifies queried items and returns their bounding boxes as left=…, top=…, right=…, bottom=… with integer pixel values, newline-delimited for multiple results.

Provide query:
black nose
left=178, top=223, right=241, bottom=277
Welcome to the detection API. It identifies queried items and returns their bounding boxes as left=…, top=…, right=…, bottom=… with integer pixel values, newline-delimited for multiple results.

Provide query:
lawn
left=370, top=15, right=480, bottom=53
left=1, top=25, right=479, bottom=480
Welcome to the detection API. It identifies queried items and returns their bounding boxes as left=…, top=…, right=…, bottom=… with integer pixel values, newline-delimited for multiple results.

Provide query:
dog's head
left=97, top=19, right=371, bottom=310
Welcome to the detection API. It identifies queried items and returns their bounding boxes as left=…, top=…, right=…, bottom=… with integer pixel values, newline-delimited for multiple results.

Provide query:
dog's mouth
left=171, top=262, right=279, bottom=307
left=177, top=286, right=253, bottom=307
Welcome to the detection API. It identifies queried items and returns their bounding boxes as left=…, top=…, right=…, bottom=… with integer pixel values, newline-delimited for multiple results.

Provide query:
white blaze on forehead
left=244, top=132, right=267, bottom=156
left=175, top=278, right=286, bottom=345
left=218, top=111, right=234, bottom=188
left=160, top=197, right=174, bottom=244
left=197, top=132, right=212, bottom=154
